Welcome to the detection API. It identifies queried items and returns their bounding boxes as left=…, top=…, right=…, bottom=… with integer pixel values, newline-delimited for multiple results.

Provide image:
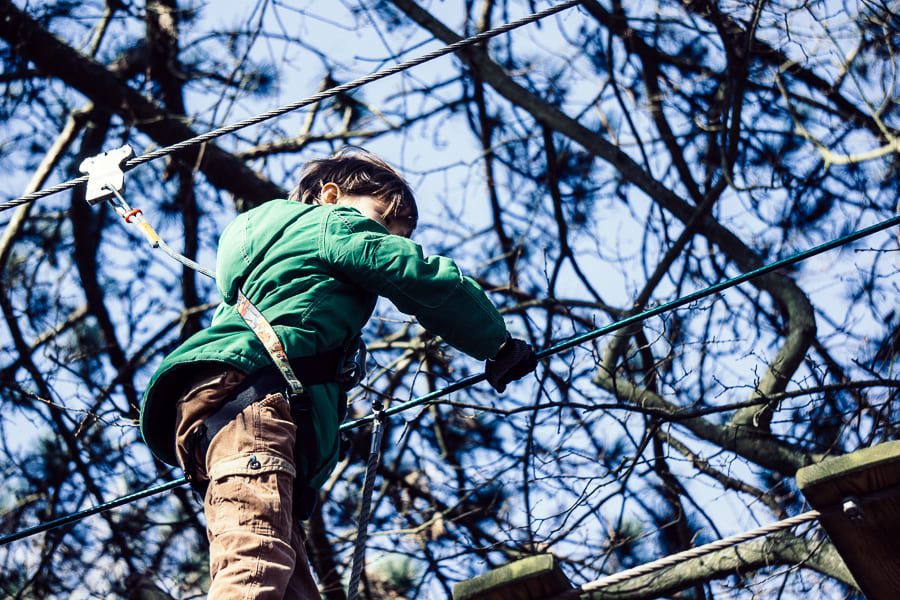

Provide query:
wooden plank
left=796, top=440, right=900, bottom=599
left=452, top=554, right=573, bottom=600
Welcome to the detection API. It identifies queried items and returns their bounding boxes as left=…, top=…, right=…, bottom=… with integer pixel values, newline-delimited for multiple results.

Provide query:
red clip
left=123, top=208, right=143, bottom=223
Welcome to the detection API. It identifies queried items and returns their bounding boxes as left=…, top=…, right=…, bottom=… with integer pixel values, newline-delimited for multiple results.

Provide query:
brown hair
left=290, top=148, right=418, bottom=233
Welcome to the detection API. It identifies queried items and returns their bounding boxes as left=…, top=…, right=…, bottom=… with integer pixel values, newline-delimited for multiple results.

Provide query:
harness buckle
left=285, top=388, right=307, bottom=407
left=338, top=339, right=368, bottom=391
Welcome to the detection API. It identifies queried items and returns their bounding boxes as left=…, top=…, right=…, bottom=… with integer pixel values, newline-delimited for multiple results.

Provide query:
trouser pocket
left=203, top=393, right=298, bottom=540
left=206, top=452, right=296, bottom=539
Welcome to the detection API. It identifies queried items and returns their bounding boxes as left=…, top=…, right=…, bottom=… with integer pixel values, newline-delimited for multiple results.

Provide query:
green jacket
left=140, top=200, right=507, bottom=491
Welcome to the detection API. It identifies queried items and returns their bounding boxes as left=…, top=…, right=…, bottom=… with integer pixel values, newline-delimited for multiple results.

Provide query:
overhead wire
left=0, top=0, right=586, bottom=213
left=1, top=212, right=897, bottom=546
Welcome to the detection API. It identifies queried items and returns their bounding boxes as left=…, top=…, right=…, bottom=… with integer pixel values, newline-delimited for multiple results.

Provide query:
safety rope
left=107, top=188, right=215, bottom=278
left=0, top=212, right=896, bottom=547
left=0, top=0, right=585, bottom=213
left=347, top=399, right=385, bottom=600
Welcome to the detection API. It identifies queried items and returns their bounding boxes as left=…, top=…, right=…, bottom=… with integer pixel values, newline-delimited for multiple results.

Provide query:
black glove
left=485, top=335, right=538, bottom=393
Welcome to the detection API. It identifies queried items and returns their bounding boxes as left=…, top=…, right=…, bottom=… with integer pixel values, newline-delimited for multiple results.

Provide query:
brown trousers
left=173, top=367, right=320, bottom=599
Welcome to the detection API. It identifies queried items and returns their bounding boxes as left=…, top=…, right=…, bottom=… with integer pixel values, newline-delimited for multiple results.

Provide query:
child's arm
left=322, top=207, right=516, bottom=362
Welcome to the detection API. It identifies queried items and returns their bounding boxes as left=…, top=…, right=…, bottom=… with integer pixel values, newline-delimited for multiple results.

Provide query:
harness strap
left=96, top=178, right=307, bottom=399
left=196, top=353, right=341, bottom=455
left=185, top=354, right=342, bottom=517
left=199, top=373, right=280, bottom=458
left=236, top=289, right=305, bottom=398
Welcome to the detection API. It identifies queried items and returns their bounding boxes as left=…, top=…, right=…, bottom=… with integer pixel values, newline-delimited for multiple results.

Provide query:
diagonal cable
left=1, top=212, right=896, bottom=546
left=548, top=509, right=822, bottom=598
left=0, top=0, right=585, bottom=213
left=551, top=479, right=900, bottom=596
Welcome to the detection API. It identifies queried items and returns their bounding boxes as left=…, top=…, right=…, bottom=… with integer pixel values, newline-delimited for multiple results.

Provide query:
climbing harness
left=234, top=290, right=306, bottom=400
left=182, top=353, right=342, bottom=516
left=339, top=339, right=368, bottom=391
left=79, top=144, right=383, bottom=586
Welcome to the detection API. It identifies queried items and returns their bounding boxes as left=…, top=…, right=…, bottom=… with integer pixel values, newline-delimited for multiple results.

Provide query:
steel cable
left=0, top=0, right=585, bottom=213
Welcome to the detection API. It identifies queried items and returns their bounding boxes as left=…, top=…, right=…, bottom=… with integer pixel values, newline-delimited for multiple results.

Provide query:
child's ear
left=320, top=182, right=342, bottom=205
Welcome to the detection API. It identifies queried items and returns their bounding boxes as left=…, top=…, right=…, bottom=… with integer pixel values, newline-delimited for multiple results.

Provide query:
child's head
left=290, top=149, right=418, bottom=238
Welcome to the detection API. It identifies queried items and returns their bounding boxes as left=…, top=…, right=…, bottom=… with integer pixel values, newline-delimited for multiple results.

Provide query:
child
left=139, top=150, right=537, bottom=599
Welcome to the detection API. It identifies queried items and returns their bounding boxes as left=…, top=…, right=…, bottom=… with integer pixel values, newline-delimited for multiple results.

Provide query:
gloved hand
left=485, top=335, right=538, bottom=393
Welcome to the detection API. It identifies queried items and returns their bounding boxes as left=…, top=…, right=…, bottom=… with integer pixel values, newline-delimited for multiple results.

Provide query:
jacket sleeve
left=321, top=206, right=507, bottom=360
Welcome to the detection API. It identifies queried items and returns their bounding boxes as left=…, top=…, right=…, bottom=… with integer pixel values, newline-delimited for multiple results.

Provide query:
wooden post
left=796, top=440, right=900, bottom=599
left=452, top=554, right=573, bottom=600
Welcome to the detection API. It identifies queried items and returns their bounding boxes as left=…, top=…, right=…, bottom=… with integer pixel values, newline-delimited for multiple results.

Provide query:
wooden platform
left=452, top=554, right=573, bottom=600
left=796, top=440, right=900, bottom=599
